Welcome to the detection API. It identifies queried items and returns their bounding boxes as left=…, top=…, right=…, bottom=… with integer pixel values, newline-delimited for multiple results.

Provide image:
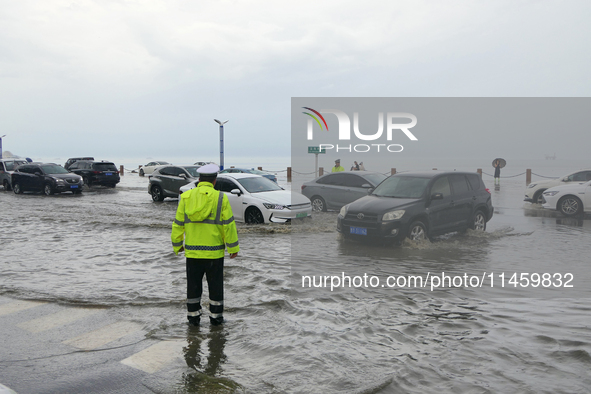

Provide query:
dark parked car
left=220, top=168, right=278, bottom=183
left=148, top=165, right=201, bottom=201
left=1, top=158, right=28, bottom=191
left=337, top=171, right=493, bottom=242
left=301, top=171, right=387, bottom=211
left=12, top=163, right=83, bottom=195
left=64, top=157, right=94, bottom=170
left=68, top=160, right=120, bottom=187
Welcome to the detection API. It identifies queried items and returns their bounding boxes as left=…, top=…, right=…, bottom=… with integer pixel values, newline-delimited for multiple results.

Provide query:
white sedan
left=179, top=173, right=312, bottom=224
left=542, top=180, right=591, bottom=216
left=139, top=161, right=170, bottom=176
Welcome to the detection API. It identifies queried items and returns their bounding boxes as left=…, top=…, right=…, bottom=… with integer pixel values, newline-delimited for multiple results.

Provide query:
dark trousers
left=186, top=257, right=224, bottom=319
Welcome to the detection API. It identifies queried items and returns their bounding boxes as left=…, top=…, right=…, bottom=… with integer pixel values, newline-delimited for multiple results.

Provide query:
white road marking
left=120, top=340, right=186, bottom=374
left=0, top=300, right=46, bottom=317
left=17, top=308, right=102, bottom=333
left=63, top=321, right=143, bottom=350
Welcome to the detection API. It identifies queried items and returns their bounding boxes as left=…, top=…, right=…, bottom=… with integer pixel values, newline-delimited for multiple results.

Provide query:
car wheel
left=139, top=169, right=145, bottom=177
left=558, top=196, right=582, bottom=216
left=532, top=189, right=545, bottom=204
left=151, top=185, right=164, bottom=202
left=245, top=207, right=264, bottom=224
left=13, top=182, right=22, bottom=194
left=3, top=180, right=11, bottom=191
left=407, top=221, right=428, bottom=241
left=44, top=183, right=54, bottom=196
left=470, top=210, right=487, bottom=231
left=310, top=196, right=327, bottom=212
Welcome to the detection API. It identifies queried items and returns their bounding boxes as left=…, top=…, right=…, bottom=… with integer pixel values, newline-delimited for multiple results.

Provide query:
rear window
left=93, top=163, right=117, bottom=171
left=466, top=174, right=482, bottom=190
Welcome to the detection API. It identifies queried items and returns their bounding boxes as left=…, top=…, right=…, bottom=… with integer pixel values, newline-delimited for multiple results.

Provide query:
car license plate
left=105, top=173, right=112, bottom=176
left=350, top=226, right=367, bottom=235
left=296, top=213, right=308, bottom=218
left=70, top=185, right=79, bottom=189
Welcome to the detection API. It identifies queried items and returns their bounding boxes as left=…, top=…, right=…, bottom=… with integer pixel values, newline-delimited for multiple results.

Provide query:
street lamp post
left=214, top=119, right=228, bottom=171
left=0, top=135, right=5, bottom=160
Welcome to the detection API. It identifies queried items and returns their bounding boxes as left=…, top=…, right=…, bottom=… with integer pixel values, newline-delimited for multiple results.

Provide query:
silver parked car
left=301, top=171, right=387, bottom=212
left=148, top=165, right=200, bottom=201
left=1, top=158, right=28, bottom=191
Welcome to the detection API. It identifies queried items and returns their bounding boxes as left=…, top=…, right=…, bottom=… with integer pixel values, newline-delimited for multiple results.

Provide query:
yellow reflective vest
left=171, top=182, right=240, bottom=259
left=331, top=166, right=345, bottom=172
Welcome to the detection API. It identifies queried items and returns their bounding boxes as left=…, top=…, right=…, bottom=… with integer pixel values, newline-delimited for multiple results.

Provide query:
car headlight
left=382, top=209, right=405, bottom=221
left=263, top=203, right=285, bottom=210
left=543, top=191, right=559, bottom=197
left=527, top=183, right=537, bottom=188
left=53, top=177, right=65, bottom=184
left=339, top=205, right=349, bottom=218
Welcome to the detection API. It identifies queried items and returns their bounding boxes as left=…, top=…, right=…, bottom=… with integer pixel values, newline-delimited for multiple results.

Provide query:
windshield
left=363, top=173, right=387, bottom=186
left=372, top=176, right=430, bottom=198
left=41, top=165, right=69, bottom=174
left=4, top=161, right=27, bottom=171
left=237, top=177, right=282, bottom=193
left=183, top=167, right=201, bottom=177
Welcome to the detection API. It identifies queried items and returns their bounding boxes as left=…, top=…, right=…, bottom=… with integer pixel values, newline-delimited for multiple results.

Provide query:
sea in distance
left=1, top=155, right=590, bottom=393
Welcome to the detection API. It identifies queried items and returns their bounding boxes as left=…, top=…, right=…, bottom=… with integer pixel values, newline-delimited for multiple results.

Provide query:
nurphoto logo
left=302, top=107, right=418, bottom=153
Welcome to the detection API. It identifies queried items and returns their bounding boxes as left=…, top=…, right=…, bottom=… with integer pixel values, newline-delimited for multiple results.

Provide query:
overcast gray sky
left=1, top=0, right=590, bottom=166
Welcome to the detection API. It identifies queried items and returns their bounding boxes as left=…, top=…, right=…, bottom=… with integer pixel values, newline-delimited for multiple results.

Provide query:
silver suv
left=148, top=165, right=201, bottom=201
left=1, top=158, right=28, bottom=191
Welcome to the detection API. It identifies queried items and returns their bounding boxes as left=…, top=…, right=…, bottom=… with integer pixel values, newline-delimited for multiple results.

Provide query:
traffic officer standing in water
left=171, top=164, right=239, bottom=326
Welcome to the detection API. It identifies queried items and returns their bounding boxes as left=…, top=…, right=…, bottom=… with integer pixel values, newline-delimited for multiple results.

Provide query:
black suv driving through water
left=12, top=163, right=84, bottom=195
left=67, top=160, right=120, bottom=187
left=337, top=171, right=493, bottom=242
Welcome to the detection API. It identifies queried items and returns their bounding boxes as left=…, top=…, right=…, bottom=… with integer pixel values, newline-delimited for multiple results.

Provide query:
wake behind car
left=1, top=158, right=28, bottom=191
left=525, top=169, right=591, bottom=204
left=67, top=160, right=120, bottom=187
left=12, top=163, right=83, bottom=195
left=337, top=171, right=493, bottom=242
left=179, top=173, right=311, bottom=224
left=542, top=180, right=591, bottom=216
left=148, top=165, right=201, bottom=201
left=301, top=171, right=387, bottom=211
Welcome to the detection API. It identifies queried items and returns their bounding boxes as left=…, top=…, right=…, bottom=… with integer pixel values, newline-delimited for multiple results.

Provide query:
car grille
left=342, top=212, right=380, bottom=230
left=65, top=178, right=79, bottom=184
left=288, top=203, right=311, bottom=210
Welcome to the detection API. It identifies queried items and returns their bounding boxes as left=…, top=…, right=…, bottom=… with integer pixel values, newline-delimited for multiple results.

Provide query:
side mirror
left=361, top=183, right=372, bottom=188
left=179, top=173, right=187, bottom=179
left=230, top=189, right=241, bottom=196
left=367, top=188, right=374, bottom=194
left=431, top=192, right=444, bottom=200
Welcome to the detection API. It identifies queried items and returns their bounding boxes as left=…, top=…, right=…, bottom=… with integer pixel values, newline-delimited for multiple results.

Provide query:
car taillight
left=92, top=171, right=100, bottom=174
left=301, top=185, right=306, bottom=191
left=485, top=188, right=491, bottom=194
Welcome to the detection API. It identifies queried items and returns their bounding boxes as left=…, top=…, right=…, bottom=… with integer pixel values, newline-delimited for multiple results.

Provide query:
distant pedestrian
left=332, top=159, right=345, bottom=173
left=494, top=159, right=501, bottom=185
left=171, top=164, right=239, bottom=326
left=350, top=161, right=360, bottom=171
left=358, top=162, right=365, bottom=171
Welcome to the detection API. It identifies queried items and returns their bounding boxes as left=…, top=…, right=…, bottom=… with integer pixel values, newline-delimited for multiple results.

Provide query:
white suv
left=525, top=169, right=591, bottom=204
